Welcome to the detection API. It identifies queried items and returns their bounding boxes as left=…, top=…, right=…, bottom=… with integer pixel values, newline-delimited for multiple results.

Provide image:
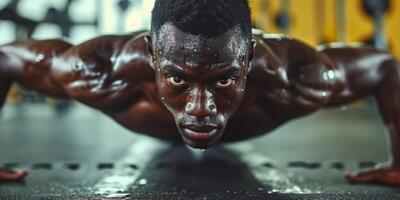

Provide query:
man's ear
left=246, top=39, right=256, bottom=73
left=144, top=34, right=155, bottom=63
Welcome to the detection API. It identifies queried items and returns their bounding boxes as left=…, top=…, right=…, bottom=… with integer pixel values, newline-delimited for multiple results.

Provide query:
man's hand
left=0, top=167, right=27, bottom=182
left=346, top=165, right=400, bottom=187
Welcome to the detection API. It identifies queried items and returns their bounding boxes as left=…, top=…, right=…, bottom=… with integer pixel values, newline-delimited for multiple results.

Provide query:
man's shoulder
left=57, top=30, right=151, bottom=71
left=71, top=31, right=148, bottom=57
left=52, top=31, right=154, bottom=108
left=52, top=30, right=153, bottom=83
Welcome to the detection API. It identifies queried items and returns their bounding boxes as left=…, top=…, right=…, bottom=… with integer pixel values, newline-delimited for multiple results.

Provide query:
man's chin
left=180, top=128, right=223, bottom=149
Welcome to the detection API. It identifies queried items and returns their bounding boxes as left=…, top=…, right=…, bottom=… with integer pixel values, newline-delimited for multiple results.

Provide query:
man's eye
left=215, top=78, right=235, bottom=87
left=167, top=76, right=187, bottom=86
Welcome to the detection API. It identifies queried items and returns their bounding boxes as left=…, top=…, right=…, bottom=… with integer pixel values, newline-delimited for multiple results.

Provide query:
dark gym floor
left=0, top=101, right=400, bottom=199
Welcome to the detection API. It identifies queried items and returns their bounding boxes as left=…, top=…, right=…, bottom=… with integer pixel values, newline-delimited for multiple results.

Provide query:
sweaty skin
left=1, top=24, right=400, bottom=186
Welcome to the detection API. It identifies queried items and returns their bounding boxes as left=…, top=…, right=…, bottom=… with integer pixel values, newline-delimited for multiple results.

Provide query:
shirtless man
left=1, top=0, right=400, bottom=186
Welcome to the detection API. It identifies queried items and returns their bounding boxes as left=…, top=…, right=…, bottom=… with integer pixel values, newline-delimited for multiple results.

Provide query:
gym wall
left=250, top=0, right=400, bottom=58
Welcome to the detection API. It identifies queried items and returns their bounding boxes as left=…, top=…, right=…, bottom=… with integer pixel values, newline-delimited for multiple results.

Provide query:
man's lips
left=181, top=124, right=218, bottom=142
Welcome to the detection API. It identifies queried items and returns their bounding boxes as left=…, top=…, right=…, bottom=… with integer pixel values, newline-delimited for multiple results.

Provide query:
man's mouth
left=180, top=124, right=220, bottom=147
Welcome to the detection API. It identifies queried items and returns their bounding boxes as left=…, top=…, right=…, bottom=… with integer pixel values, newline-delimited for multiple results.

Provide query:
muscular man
left=1, top=0, right=400, bottom=186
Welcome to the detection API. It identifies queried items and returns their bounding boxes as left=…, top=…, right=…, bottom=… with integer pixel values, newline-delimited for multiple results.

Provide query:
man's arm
left=256, top=35, right=400, bottom=186
left=320, top=45, right=400, bottom=187
left=0, top=31, right=151, bottom=181
left=0, top=39, right=74, bottom=182
left=283, top=42, right=400, bottom=186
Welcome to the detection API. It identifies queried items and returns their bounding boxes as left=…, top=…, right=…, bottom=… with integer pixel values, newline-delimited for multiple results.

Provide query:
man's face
left=150, top=24, right=252, bottom=149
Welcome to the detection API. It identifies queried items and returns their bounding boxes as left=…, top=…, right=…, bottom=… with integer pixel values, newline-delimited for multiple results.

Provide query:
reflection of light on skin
left=111, top=80, right=124, bottom=87
left=185, top=102, right=194, bottom=112
left=35, top=54, right=45, bottom=62
left=207, top=99, right=217, bottom=113
left=323, top=69, right=337, bottom=81
left=113, top=51, right=145, bottom=71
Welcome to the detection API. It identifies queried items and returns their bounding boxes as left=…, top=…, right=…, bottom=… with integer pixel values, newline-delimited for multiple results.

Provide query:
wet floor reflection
left=113, top=144, right=325, bottom=199
left=1, top=104, right=397, bottom=198
left=131, top=145, right=269, bottom=194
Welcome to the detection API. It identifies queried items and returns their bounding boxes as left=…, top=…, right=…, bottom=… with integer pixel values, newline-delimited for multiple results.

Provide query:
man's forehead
left=159, top=58, right=241, bottom=70
left=156, top=23, right=244, bottom=47
left=155, top=23, right=247, bottom=67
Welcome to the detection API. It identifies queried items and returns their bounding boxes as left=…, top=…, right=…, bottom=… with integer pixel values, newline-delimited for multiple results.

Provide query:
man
left=1, top=0, right=399, bottom=186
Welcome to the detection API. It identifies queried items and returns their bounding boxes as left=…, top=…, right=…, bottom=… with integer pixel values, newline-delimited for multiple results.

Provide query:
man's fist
left=0, top=167, right=27, bottom=182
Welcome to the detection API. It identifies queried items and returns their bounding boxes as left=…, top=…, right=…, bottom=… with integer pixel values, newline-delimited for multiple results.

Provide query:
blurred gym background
left=0, top=0, right=399, bottom=111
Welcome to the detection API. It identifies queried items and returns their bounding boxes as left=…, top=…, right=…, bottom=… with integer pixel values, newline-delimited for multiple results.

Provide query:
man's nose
left=185, top=88, right=217, bottom=118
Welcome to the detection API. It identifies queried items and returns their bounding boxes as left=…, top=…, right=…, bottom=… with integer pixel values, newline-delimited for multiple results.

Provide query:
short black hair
left=151, top=0, right=252, bottom=46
